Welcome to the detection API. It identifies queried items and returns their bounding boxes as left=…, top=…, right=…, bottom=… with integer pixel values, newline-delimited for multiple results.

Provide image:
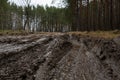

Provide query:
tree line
left=0, top=0, right=70, bottom=32
left=65, top=0, right=120, bottom=31
left=0, top=0, right=120, bottom=32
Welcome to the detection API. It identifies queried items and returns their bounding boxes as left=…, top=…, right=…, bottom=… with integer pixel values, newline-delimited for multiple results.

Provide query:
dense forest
left=0, top=0, right=69, bottom=32
left=65, top=0, right=120, bottom=31
left=0, top=0, right=120, bottom=32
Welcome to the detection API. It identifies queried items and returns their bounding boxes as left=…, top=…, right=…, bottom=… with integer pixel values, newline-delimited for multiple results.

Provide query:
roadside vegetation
left=0, top=30, right=32, bottom=35
left=0, top=30, right=120, bottom=39
left=69, top=30, right=120, bottom=39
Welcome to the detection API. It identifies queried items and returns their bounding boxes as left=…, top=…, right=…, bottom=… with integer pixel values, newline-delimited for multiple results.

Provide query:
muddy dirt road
left=0, top=33, right=120, bottom=80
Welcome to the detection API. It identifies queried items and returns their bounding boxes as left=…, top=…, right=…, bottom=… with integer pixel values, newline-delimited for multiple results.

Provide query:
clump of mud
left=0, top=34, right=120, bottom=80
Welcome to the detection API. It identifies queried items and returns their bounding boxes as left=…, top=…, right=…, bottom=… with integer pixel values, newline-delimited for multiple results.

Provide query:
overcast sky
left=9, top=0, right=64, bottom=7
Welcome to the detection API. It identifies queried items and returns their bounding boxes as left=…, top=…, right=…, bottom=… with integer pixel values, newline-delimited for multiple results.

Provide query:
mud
left=0, top=33, right=120, bottom=80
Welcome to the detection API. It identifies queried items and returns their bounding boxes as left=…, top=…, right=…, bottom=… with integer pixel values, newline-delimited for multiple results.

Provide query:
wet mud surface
left=0, top=33, right=120, bottom=80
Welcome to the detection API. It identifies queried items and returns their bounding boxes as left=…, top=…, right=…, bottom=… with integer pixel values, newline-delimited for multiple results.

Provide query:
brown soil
left=0, top=33, right=120, bottom=80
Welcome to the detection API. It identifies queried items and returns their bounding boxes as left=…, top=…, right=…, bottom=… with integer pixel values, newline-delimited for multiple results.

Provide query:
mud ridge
left=0, top=34, right=120, bottom=80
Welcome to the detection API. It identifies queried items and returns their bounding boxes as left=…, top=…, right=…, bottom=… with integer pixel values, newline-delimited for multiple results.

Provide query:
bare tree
left=23, top=0, right=31, bottom=31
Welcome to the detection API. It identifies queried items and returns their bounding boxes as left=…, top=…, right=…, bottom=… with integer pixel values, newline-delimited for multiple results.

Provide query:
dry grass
left=0, top=30, right=32, bottom=36
left=0, top=30, right=120, bottom=39
left=68, top=30, right=120, bottom=39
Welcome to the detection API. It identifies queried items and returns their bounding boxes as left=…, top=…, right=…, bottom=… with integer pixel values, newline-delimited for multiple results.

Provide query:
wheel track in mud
left=0, top=34, right=73, bottom=80
left=0, top=35, right=54, bottom=80
left=0, top=34, right=120, bottom=80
